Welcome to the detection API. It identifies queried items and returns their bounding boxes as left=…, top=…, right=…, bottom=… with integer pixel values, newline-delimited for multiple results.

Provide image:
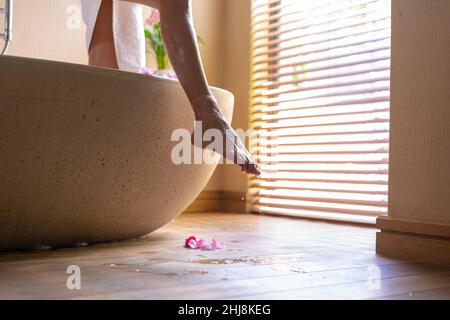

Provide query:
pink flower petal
left=196, top=239, right=206, bottom=248
left=212, top=239, right=225, bottom=249
left=203, top=239, right=224, bottom=251
left=139, top=67, right=153, bottom=75
left=184, top=236, right=224, bottom=251
left=140, top=68, right=178, bottom=80
left=184, top=235, right=197, bottom=248
left=145, top=8, right=160, bottom=26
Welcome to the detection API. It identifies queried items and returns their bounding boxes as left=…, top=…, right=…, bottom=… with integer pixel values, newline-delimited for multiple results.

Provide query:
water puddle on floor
left=186, top=270, right=209, bottom=275
left=226, top=248, right=243, bottom=252
left=161, top=272, right=178, bottom=276
left=104, top=248, right=305, bottom=275
left=193, top=256, right=306, bottom=273
left=196, top=258, right=248, bottom=265
left=103, top=258, right=305, bottom=276
left=104, top=253, right=306, bottom=274
left=104, top=256, right=173, bottom=270
left=160, top=270, right=210, bottom=277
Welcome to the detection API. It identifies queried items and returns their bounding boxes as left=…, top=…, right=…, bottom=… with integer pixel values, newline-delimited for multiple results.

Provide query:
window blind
left=249, top=0, right=391, bottom=224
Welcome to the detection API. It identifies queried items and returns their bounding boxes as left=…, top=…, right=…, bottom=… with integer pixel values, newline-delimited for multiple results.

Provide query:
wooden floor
left=1, top=213, right=450, bottom=300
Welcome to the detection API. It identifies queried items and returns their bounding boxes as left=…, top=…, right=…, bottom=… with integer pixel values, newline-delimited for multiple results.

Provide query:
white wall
left=6, top=0, right=88, bottom=64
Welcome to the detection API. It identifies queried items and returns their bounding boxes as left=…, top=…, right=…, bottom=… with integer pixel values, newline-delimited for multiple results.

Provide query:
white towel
left=80, top=0, right=146, bottom=71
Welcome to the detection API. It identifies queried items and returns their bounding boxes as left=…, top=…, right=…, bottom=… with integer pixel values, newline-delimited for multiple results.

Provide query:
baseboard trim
left=222, top=191, right=247, bottom=213
left=376, top=216, right=450, bottom=264
left=183, top=191, right=223, bottom=213
left=377, top=216, right=450, bottom=238
left=183, top=190, right=248, bottom=213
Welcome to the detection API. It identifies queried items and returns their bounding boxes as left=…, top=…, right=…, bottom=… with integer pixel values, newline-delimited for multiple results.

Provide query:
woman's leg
left=89, top=0, right=119, bottom=69
left=121, top=0, right=260, bottom=175
left=158, top=0, right=259, bottom=175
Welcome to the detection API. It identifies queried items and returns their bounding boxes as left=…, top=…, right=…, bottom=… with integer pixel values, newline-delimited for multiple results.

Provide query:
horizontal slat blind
left=249, top=0, right=391, bottom=224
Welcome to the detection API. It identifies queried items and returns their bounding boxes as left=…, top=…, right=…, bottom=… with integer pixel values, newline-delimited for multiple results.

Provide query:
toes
left=240, top=159, right=260, bottom=176
left=248, top=163, right=261, bottom=176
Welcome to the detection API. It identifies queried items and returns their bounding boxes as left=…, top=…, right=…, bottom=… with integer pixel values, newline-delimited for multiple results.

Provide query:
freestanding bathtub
left=0, top=55, right=233, bottom=251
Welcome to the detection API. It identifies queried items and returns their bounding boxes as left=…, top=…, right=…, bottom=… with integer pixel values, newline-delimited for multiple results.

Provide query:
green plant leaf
left=145, top=22, right=205, bottom=70
left=197, top=35, right=206, bottom=47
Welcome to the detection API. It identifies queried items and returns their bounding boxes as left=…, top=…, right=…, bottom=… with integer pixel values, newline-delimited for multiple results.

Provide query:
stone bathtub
left=0, top=55, right=233, bottom=250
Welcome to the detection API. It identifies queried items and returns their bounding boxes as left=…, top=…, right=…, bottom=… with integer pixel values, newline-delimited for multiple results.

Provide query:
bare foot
left=191, top=95, right=261, bottom=176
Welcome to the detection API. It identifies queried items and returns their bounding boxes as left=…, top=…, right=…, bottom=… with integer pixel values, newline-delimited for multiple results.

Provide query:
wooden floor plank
left=0, top=213, right=449, bottom=300
left=376, top=286, right=450, bottom=300
left=233, top=272, right=450, bottom=300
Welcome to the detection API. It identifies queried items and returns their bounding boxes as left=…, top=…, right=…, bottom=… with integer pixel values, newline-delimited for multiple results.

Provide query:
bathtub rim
left=0, top=54, right=234, bottom=99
